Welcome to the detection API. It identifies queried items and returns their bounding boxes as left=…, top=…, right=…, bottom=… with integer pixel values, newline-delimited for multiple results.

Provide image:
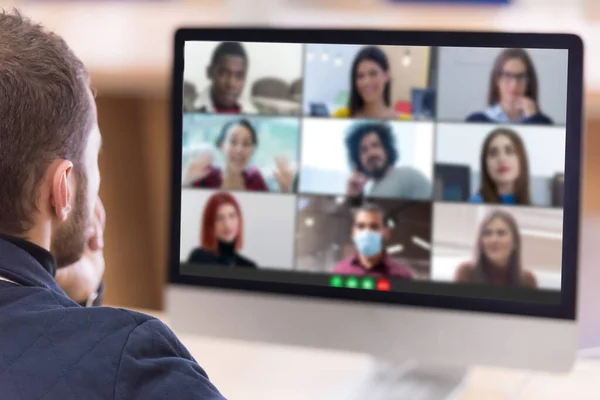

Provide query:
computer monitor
left=167, top=28, right=583, bottom=398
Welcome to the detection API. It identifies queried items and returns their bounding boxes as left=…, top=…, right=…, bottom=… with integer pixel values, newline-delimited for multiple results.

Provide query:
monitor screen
left=174, top=34, right=578, bottom=313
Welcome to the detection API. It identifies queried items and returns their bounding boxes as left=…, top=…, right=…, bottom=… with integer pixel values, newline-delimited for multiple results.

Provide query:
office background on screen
left=431, top=203, right=562, bottom=290
left=436, top=47, right=568, bottom=124
left=294, top=196, right=433, bottom=278
left=435, top=123, right=565, bottom=206
left=302, top=44, right=435, bottom=119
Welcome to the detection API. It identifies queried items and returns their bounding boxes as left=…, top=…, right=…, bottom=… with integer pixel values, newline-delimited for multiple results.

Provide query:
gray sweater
left=364, top=167, right=432, bottom=200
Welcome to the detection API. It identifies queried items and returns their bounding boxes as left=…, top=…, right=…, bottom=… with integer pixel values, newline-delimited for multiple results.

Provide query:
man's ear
left=49, top=160, right=74, bottom=222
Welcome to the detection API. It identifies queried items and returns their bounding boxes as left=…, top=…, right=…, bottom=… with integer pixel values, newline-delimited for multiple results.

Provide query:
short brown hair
left=0, top=10, right=92, bottom=235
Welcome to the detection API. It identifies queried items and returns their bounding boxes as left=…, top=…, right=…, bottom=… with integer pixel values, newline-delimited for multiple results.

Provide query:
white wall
left=184, top=41, right=303, bottom=98
left=180, top=189, right=296, bottom=270
left=431, top=203, right=563, bottom=290
left=435, top=123, right=565, bottom=205
left=436, top=47, right=568, bottom=124
left=298, top=119, right=434, bottom=195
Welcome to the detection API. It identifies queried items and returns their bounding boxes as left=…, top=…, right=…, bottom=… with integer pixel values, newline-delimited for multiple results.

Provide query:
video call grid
left=178, top=39, right=567, bottom=293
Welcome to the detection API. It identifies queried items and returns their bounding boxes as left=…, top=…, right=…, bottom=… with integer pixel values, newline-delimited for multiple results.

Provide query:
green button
left=361, top=277, right=375, bottom=290
left=346, top=276, right=359, bottom=289
left=330, top=275, right=343, bottom=288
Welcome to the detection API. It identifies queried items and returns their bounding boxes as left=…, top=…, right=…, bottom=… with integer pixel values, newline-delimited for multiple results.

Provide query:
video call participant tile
left=299, top=118, right=434, bottom=201
left=431, top=203, right=563, bottom=291
left=182, top=115, right=301, bottom=193
left=184, top=41, right=304, bottom=116
left=180, top=189, right=296, bottom=270
left=303, top=44, right=436, bottom=120
left=436, top=47, right=567, bottom=125
left=434, top=123, right=565, bottom=207
left=294, top=195, right=433, bottom=280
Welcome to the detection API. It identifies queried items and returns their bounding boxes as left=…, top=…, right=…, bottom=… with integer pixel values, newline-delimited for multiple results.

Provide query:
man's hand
left=55, top=198, right=106, bottom=304
left=347, top=165, right=367, bottom=197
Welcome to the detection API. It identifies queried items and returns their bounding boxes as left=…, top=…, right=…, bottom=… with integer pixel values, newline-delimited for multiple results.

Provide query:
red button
left=376, top=279, right=391, bottom=291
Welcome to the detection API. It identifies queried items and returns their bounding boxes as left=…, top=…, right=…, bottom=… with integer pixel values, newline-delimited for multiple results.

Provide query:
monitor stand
left=322, top=359, right=468, bottom=400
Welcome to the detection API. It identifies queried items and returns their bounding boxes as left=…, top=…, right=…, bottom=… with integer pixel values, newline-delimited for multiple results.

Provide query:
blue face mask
left=352, top=229, right=383, bottom=258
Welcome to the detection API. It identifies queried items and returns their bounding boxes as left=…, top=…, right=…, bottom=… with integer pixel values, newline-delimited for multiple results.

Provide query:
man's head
left=0, top=10, right=101, bottom=267
left=206, top=42, right=248, bottom=109
left=345, top=122, right=398, bottom=179
left=351, top=203, right=389, bottom=258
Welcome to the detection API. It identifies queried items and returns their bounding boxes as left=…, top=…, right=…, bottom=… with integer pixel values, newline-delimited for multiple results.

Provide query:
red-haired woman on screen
left=187, top=191, right=257, bottom=268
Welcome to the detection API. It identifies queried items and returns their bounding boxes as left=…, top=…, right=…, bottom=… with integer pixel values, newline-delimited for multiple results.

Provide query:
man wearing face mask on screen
left=333, top=204, right=414, bottom=279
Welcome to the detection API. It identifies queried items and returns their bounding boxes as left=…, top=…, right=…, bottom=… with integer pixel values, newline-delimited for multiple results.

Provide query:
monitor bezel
left=169, top=28, right=583, bottom=320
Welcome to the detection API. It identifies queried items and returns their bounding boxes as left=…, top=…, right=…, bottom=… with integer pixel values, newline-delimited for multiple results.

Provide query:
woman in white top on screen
left=469, top=127, right=532, bottom=205
left=466, top=48, right=553, bottom=125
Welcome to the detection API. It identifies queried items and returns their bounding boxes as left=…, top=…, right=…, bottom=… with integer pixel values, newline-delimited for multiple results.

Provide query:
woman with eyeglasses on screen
left=333, top=46, right=409, bottom=120
left=185, top=118, right=294, bottom=192
left=466, top=48, right=553, bottom=125
left=187, top=191, right=257, bottom=268
left=454, top=209, right=537, bottom=288
left=469, top=127, right=532, bottom=205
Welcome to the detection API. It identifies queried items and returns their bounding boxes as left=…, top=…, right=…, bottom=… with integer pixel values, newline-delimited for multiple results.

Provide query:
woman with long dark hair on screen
left=185, top=118, right=294, bottom=192
left=334, top=46, right=402, bottom=119
left=454, top=209, right=537, bottom=288
left=470, top=127, right=532, bottom=205
left=466, top=48, right=553, bottom=125
left=187, top=191, right=257, bottom=268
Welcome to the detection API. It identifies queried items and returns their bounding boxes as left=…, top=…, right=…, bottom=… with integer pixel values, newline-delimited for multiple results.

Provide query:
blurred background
left=5, top=0, right=600, bottom=311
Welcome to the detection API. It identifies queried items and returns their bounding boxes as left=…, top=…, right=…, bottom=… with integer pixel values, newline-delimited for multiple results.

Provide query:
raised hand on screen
left=185, top=152, right=213, bottom=184
left=347, top=165, right=367, bottom=197
left=273, top=155, right=294, bottom=193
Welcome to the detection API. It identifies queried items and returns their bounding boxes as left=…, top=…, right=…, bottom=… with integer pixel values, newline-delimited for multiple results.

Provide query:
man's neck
left=210, top=88, right=239, bottom=111
left=20, top=224, right=51, bottom=251
left=358, top=252, right=384, bottom=270
left=370, top=166, right=393, bottom=183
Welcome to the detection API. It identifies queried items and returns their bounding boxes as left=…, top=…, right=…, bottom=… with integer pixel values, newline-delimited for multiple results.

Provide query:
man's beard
left=51, top=169, right=90, bottom=268
left=364, top=157, right=388, bottom=180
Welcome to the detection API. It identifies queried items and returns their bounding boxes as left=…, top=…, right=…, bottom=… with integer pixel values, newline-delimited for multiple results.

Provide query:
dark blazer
left=0, top=236, right=225, bottom=400
left=466, top=111, right=553, bottom=125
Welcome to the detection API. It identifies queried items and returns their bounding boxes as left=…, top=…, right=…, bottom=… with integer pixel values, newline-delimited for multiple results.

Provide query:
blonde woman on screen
left=454, top=209, right=537, bottom=288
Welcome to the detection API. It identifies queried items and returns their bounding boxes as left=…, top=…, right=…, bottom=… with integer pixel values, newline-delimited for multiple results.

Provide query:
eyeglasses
left=499, top=71, right=528, bottom=83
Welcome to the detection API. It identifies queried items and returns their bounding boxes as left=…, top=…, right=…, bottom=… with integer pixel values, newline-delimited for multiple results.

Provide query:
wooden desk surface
left=136, top=309, right=600, bottom=399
